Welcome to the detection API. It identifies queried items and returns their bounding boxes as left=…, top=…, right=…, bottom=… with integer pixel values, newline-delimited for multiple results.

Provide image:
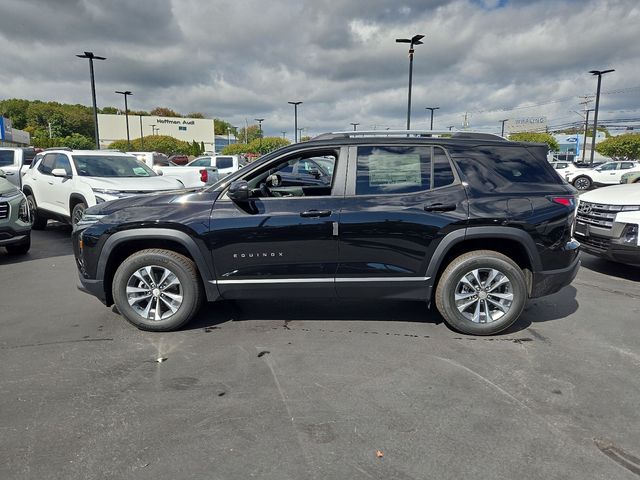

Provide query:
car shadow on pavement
left=505, top=285, right=579, bottom=334
left=184, top=298, right=442, bottom=331
left=0, top=222, right=72, bottom=266
left=580, top=253, right=640, bottom=282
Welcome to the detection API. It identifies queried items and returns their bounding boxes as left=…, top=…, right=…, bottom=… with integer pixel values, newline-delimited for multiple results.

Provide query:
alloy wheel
left=454, top=268, right=514, bottom=324
left=126, top=265, right=183, bottom=321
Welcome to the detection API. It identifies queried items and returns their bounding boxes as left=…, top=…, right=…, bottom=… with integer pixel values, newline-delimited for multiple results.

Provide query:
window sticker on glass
left=367, top=153, right=421, bottom=187
left=132, top=166, right=149, bottom=176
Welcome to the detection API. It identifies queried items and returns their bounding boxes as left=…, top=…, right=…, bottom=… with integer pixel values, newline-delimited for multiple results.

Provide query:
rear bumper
left=531, top=254, right=581, bottom=298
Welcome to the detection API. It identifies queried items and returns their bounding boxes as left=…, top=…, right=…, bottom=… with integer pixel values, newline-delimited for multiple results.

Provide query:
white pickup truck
left=128, top=152, right=219, bottom=188
left=0, top=147, right=37, bottom=188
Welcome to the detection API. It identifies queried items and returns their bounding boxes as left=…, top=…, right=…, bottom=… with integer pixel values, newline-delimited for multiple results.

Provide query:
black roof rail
left=42, top=147, right=73, bottom=151
left=312, top=130, right=507, bottom=141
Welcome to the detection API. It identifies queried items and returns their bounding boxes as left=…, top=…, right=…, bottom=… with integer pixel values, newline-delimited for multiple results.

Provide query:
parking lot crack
left=1, top=338, right=114, bottom=349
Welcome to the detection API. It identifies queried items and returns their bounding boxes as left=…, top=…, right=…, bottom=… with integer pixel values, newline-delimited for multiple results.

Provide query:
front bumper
left=77, top=273, right=108, bottom=305
left=531, top=254, right=581, bottom=298
left=0, top=226, right=30, bottom=246
left=577, top=233, right=640, bottom=266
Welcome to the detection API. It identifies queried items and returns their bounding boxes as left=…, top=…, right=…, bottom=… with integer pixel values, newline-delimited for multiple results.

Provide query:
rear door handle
left=4, top=171, right=15, bottom=175
left=424, top=203, right=456, bottom=212
left=300, top=210, right=332, bottom=218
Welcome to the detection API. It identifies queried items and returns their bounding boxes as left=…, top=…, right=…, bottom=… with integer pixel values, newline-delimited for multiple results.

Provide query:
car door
left=592, top=162, right=619, bottom=184
left=336, top=144, right=469, bottom=299
left=32, top=153, right=58, bottom=212
left=209, top=147, right=347, bottom=299
left=48, top=153, right=74, bottom=216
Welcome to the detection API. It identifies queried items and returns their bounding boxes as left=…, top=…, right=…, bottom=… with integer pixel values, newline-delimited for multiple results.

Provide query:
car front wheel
left=435, top=250, right=527, bottom=335
left=26, top=194, right=47, bottom=230
left=5, top=235, right=31, bottom=255
left=112, top=249, right=204, bottom=331
left=573, top=176, right=592, bottom=190
left=71, top=202, right=87, bottom=225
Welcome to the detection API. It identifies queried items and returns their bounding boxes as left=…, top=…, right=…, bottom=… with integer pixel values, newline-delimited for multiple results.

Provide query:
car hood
left=0, top=177, right=20, bottom=196
left=81, top=175, right=183, bottom=191
left=86, top=188, right=221, bottom=216
left=580, top=183, right=640, bottom=205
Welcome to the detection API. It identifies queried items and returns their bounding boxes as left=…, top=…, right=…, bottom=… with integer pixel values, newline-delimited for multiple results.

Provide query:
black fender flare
left=69, top=193, right=88, bottom=211
left=96, top=228, right=218, bottom=300
left=425, top=226, right=542, bottom=283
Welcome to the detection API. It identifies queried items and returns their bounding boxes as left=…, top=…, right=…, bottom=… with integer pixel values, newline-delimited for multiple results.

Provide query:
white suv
left=187, top=155, right=246, bottom=176
left=22, top=149, right=183, bottom=228
left=566, top=160, right=640, bottom=190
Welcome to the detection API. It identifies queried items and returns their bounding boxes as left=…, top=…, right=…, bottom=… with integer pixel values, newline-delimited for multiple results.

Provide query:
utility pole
left=48, top=122, right=52, bottom=138
left=589, top=69, right=615, bottom=165
left=463, top=113, right=470, bottom=129
left=76, top=51, right=106, bottom=149
left=255, top=118, right=264, bottom=152
left=139, top=115, right=144, bottom=148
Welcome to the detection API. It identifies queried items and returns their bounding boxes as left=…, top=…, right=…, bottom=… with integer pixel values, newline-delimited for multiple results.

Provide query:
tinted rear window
left=0, top=150, right=14, bottom=167
left=215, top=156, right=234, bottom=169
left=450, top=145, right=562, bottom=189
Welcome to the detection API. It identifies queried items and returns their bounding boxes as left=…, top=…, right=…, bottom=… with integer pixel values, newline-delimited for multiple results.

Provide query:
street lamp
left=288, top=101, right=302, bottom=142
left=150, top=124, right=157, bottom=136
left=255, top=118, right=264, bottom=152
left=588, top=69, right=614, bottom=164
left=281, top=131, right=287, bottom=139
left=350, top=122, right=360, bottom=131
left=396, top=34, right=424, bottom=130
left=76, top=51, right=106, bottom=149
left=115, top=90, right=132, bottom=148
left=447, top=125, right=455, bottom=131
left=499, top=119, right=508, bottom=137
left=425, top=107, right=439, bottom=130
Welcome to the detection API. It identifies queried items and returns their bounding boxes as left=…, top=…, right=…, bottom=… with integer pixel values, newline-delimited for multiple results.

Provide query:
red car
left=168, top=154, right=189, bottom=165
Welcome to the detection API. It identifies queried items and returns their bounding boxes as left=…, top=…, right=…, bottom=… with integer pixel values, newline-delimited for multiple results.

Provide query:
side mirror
left=309, top=168, right=321, bottom=179
left=228, top=180, right=250, bottom=203
left=0, top=169, right=5, bottom=178
left=51, top=168, right=69, bottom=178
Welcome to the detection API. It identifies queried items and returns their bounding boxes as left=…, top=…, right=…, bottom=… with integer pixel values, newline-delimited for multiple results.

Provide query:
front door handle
left=4, top=171, right=15, bottom=175
left=424, top=203, right=456, bottom=212
left=300, top=209, right=332, bottom=218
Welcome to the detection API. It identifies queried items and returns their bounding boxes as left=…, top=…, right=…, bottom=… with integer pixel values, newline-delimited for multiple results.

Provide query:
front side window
left=189, top=157, right=211, bottom=167
left=72, top=155, right=157, bottom=177
left=356, top=146, right=431, bottom=195
left=38, top=154, right=56, bottom=175
left=53, top=154, right=73, bottom=176
left=598, top=162, right=618, bottom=171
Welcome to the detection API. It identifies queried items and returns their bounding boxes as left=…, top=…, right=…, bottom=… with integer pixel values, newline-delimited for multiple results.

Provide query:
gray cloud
left=0, top=0, right=638, bottom=137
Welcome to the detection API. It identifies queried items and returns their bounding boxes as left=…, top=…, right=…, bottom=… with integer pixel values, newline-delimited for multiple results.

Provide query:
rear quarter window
left=450, top=145, right=562, bottom=189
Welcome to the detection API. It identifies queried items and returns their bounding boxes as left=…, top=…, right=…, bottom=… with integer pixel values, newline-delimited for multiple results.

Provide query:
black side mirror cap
left=228, top=180, right=250, bottom=203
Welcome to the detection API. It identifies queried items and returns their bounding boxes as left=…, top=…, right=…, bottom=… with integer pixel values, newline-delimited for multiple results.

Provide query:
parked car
left=73, top=130, right=579, bottom=335
left=22, top=149, right=184, bottom=228
left=168, top=154, right=189, bottom=166
left=0, top=169, right=32, bottom=254
left=575, top=183, right=640, bottom=265
left=0, top=147, right=37, bottom=188
left=566, top=160, right=640, bottom=190
left=187, top=155, right=247, bottom=176
left=549, top=161, right=579, bottom=179
left=127, top=152, right=219, bottom=188
left=620, top=170, right=640, bottom=184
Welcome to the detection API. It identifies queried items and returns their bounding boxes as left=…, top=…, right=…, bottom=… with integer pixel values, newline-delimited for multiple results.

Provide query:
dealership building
left=97, top=114, right=217, bottom=151
left=0, top=117, right=31, bottom=146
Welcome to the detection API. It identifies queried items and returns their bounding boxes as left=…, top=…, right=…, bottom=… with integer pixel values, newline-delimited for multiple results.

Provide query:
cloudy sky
left=1, top=0, right=639, bottom=138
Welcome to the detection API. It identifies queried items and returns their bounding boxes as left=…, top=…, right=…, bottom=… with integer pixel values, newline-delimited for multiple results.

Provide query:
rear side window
left=22, top=148, right=36, bottom=165
left=451, top=145, right=562, bottom=187
left=621, top=162, right=635, bottom=170
left=215, top=157, right=234, bottom=169
left=356, top=146, right=431, bottom=195
left=0, top=150, right=14, bottom=167
left=433, top=147, right=455, bottom=189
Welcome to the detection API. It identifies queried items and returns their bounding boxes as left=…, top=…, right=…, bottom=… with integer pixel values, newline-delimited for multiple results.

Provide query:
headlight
left=75, top=213, right=106, bottom=227
left=18, top=198, right=31, bottom=223
left=92, top=188, right=129, bottom=198
left=620, top=224, right=639, bottom=245
left=621, top=205, right=640, bottom=212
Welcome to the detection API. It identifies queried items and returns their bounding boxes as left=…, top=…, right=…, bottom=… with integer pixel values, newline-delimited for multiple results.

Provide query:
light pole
left=255, top=118, right=264, bottom=152
left=150, top=124, right=157, bottom=136
left=581, top=109, right=595, bottom=163
left=287, top=101, right=302, bottom=142
left=298, top=127, right=305, bottom=140
left=499, top=119, right=508, bottom=137
left=281, top=131, right=287, bottom=139
left=589, top=69, right=615, bottom=165
left=115, top=90, right=132, bottom=148
left=425, top=107, right=439, bottom=130
left=350, top=122, right=359, bottom=131
left=396, top=34, right=424, bottom=130
left=76, top=51, right=106, bottom=149
left=447, top=125, right=455, bottom=131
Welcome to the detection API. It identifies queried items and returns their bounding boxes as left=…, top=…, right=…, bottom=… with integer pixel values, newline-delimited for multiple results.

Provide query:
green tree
left=0, top=98, right=30, bottom=129
left=221, top=143, right=250, bottom=155
left=595, top=133, right=640, bottom=160
left=108, top=135, right=192, bottom=154
left=509, top=132, right=559, bottom=151
left=236, top=125, right=261, bottom=143
left=31, top=133, right=94, bottom=149
left=300, top=135, right=312, bottom=142
left=247, top=136, right=290, bottom=155
left=214, top=118, right=235, bottom=136
left=188, top=112, right=205, bottom=119
left=149, top=107, right=182, bottom=117
left=100, top=106, right=120, bottom=114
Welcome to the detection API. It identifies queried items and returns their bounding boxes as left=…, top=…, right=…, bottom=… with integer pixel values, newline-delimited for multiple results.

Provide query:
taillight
left=200, top=169, right=208, bottom=183
left=550, top=196, right=576, bottom=207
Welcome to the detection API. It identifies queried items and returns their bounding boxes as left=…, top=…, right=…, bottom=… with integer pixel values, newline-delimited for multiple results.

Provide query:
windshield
left=72, top=155, right=157, bottom=177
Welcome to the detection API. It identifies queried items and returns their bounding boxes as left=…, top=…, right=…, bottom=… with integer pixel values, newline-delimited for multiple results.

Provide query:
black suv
left=73, top=131, right=580, bottom=335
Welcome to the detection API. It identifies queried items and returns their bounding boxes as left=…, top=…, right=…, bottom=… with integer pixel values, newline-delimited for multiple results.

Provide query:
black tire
left=5, top=235, right=31, bottom=255
left=435, top=250, right=527, bottom=336
left=112, top=249, right=203, bottom=331
left=26, top=194, right=47, bottom=230
left=573, top=175, right=592, bottom=190
left=71, top=202, right=87, bottom=225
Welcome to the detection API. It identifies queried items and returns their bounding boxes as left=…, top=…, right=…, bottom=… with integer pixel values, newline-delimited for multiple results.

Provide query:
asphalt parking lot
left=1, top=225, right=639, bottom=480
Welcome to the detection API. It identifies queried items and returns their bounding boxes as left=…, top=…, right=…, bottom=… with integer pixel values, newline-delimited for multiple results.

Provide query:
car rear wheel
left=26, top=194, right=47, bottom=230
left=71, top=202, right=87, bottom=225
left=573, top=176, right=592, bottom=190
left=112, top=249, right=203, bottom=331
left=435, top=250, right=527, bottom=335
